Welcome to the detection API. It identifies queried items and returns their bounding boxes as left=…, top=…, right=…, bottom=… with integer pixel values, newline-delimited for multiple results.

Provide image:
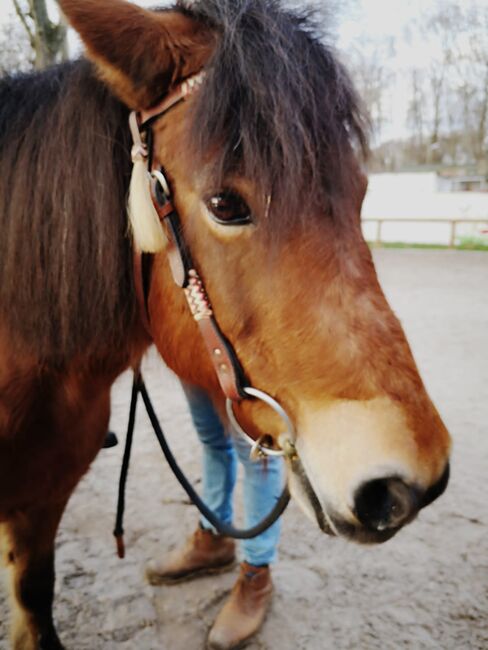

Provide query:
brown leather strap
left=132, top=199, right=182, bottom=329
left=181, top=269, right=244, bottom=400
left=196, top=317, right=244, bottom=401
left=152, top=200, right=175, bottom=220
left=166, top=239, right=186, bottom=288
left=139, top=72, right=206, bottom=128
left=133, top=246, right=152, bottom=337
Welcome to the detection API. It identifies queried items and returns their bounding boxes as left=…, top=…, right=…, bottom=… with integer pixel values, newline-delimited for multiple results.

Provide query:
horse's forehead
left=150, top=80, right=367, bottom=241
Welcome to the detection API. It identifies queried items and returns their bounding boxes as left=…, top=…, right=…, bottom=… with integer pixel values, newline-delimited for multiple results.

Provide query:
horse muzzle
left=289, top=459, right=450, bottom=544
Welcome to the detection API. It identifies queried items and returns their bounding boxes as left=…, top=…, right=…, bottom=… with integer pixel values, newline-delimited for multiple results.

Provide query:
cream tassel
left=128, top=158, right=166, bottom=253
left=127, top=111, right=166, bottom=253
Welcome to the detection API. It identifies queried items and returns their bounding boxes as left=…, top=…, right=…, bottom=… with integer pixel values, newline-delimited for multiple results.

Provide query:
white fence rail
left=362, top=218, right=488, bottom=248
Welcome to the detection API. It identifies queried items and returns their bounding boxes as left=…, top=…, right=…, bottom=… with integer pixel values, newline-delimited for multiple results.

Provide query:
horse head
left=60, top=0, right=450, bottom=544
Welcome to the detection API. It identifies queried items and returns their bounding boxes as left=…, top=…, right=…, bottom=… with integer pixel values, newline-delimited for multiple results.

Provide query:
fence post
left=449, top=221, right=456, bottom=249
left=376, top=220, right=383, bottom=247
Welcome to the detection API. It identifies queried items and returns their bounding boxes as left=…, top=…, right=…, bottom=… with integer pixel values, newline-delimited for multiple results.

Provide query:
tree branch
left=11, top=0, right=35, bottom=48
left=31, top=0, right=52, bottom=32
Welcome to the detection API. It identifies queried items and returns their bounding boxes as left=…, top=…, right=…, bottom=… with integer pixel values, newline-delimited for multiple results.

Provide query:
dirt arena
left=1, top=249, right=487, bottom=649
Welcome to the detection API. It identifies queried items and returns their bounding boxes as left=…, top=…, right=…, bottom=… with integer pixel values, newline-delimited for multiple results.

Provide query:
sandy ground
left=0, top=249, right=487, bottom=650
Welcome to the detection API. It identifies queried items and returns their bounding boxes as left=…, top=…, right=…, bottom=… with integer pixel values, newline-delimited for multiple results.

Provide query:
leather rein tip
left=115, top=533, right=126, bottom=559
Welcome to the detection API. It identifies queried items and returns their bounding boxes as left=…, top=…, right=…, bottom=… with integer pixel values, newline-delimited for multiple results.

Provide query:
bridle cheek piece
left=129, top=72, right=298, bottom=462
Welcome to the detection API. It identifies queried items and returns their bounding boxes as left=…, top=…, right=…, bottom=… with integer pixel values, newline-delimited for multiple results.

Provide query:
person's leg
left=181, top=384, right=237, bottom=528
left=207, top=435, right=284, bottom=649
left=233, top=433, right=284, bottom=566
left=146, top=384, right=237, bottom=585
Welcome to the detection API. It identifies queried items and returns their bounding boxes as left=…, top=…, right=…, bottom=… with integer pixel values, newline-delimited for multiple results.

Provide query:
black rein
left=113, top=371, right=290, bottom=558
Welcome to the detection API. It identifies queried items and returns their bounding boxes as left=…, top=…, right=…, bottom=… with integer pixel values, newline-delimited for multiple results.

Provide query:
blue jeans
left=182, top=384, right=284, bottom=566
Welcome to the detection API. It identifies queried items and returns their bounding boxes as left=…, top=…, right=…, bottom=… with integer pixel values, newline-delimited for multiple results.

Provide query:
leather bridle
left=129, top=72, right=298, bottom=462
left=112, top=72, right=339, bottom=552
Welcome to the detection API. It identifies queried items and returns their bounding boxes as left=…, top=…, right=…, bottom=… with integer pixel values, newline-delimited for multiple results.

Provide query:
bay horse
left=0, top=0, right=450, bottom=648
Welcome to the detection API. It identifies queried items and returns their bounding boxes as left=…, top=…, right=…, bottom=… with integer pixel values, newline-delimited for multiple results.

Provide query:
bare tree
left=346, top=37, right=395, bottom=146
left=463, top=2, right=488, bottom=160
left=378, top=0, right=488, bottom=169
left=406, top=69, right=427, bottom=164
left=12, top=0, right=68, bottom=70
left=426, top=64, right=445, bottom=163
left=0, top=17, right=34, bottom=75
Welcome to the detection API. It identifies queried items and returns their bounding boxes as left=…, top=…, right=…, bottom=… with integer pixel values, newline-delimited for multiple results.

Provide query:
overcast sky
left=0, top=0, right=439, bottom=45
left=2, top=0, right=487, bottom=140
left=0, top=0, right=458, bottom=59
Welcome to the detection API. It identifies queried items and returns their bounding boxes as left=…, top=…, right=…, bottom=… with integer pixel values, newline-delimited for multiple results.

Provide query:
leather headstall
left=129, top=72, right=247, bottom=402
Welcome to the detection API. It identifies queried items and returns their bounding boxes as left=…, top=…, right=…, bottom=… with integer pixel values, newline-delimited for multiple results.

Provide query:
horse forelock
left=179, top=0, right=370, bottom=231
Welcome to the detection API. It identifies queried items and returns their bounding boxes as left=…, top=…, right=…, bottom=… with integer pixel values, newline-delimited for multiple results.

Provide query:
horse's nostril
left=354, top=477, right=419, bottom=532
left=420, top=462, right=450, bottom=509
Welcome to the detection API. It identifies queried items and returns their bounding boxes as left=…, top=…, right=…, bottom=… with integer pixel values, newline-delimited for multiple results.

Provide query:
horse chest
left=0, top=369, right=112, bottom=517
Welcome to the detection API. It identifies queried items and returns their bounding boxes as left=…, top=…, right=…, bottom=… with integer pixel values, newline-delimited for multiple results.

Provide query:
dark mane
left=181, top=0, right=369, bottom=226
left=0, top=61, right=135, bottom=361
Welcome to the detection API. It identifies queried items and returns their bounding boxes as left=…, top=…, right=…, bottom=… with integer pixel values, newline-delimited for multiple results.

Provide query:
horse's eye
left=206, top=191, right=253, bottom=225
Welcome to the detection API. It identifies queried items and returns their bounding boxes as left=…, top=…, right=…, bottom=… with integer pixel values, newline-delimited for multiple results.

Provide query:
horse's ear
left=59, top=0, right=212, bottom=108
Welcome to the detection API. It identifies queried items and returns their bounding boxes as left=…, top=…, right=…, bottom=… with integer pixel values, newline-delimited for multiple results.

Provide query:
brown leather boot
left=206, top=562, right=273, bottom=650
left=145, top=527, right=236, bottom=585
